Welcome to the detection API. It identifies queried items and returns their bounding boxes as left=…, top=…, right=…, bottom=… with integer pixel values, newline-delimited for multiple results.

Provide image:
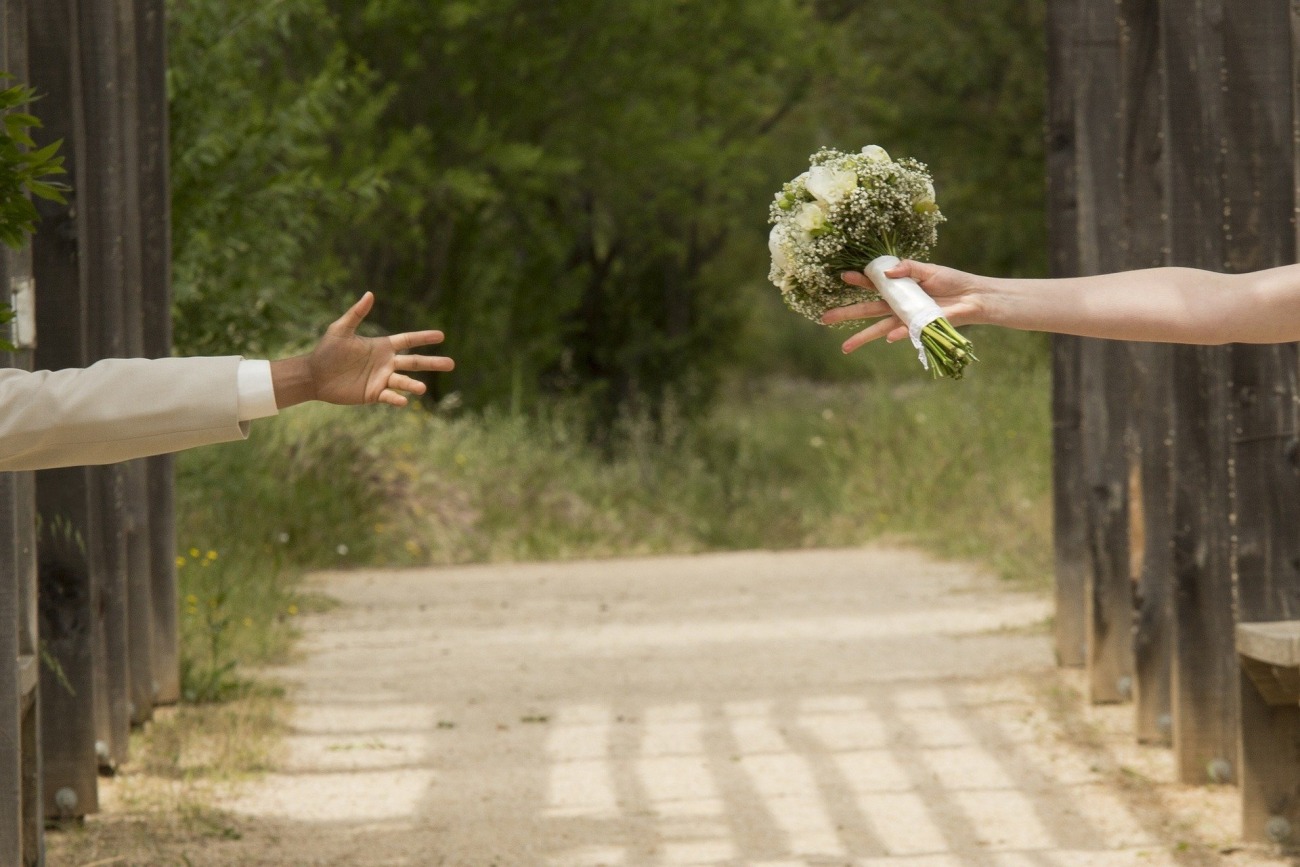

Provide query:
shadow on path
left=207, top=548, right=1290, bottom=867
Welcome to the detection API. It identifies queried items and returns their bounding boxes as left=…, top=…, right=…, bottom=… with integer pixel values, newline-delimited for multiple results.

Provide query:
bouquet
left=767, top=146, right=975, bottom=379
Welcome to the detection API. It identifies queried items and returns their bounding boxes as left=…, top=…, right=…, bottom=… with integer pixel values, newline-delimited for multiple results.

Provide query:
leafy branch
left=0, top=79, right=68, bottom=351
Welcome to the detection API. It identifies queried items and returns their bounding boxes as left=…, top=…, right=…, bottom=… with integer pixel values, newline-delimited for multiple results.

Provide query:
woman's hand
left=820, top=260, right=986, bottom=354
left=272, top=292, right=455, bottom=409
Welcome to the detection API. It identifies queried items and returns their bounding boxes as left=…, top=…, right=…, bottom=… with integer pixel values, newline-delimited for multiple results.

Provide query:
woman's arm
left=821, top=261, right=1300, bottom=352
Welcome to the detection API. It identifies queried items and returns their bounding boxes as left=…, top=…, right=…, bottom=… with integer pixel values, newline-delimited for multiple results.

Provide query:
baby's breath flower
left=767, top=146, right=945, bottom=324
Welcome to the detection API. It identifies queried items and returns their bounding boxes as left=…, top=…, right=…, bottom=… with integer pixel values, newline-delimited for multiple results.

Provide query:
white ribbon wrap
left=864, top=255, right=944, bottom=369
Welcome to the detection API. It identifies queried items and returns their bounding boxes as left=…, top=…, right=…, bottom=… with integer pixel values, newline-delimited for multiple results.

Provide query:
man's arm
left=0, top=292, right=453, bottom=473
left=0, top=356, right=249, bottom=472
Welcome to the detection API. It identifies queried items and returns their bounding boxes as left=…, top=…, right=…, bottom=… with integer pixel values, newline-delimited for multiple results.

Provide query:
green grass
left=173, top=327, right=1052, bottom=688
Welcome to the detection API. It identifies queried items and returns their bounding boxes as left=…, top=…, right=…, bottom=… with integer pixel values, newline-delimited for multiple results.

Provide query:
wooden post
left=5, top=11, right=42, bottom=862
left=136, top=0, right=179, bottom=707
left=1116, top=0, right=1174, bottom=746
left=1224, top=1, right=1300, bottom=844
left=1, top=2, right=46, bottom=860
left=112, top=0, right=155, bottom=729
left=0, top=472, right=25, bottom=865
left=78, top=0, right=133, bottom=769
left=1046, top=0, right=1087, bottom=669
left=30, top=0, right=102, bottom=818
left=1130, top=340, right=1174, bottom=746
left=1075, top=0, right=1136, bottom=705
left=1160, top=0, right=1239, bottom=786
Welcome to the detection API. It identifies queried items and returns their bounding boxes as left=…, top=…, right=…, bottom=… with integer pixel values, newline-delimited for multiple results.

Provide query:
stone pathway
left=212, top=548, right=1291, bottom=866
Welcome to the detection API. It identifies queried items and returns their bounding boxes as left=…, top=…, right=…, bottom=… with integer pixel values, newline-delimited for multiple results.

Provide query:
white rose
left=861, top=145, right=891, bottom=163
left=795, top=202, right=826, bottom=238
left=768, top=225, right=790, bottom=271
left=913, top=179, right=938, bottom=213
left=806, top=165, right=858, bottom=207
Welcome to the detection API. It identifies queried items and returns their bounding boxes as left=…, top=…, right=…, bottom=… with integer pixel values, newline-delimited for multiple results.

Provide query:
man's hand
left=820, top=260, right=985, bottom=354
left=271, top=293, right=454, bottom=409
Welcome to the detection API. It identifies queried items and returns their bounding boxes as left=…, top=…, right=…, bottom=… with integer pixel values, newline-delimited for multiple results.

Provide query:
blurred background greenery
left=164, top=0, right=1051, bottom=695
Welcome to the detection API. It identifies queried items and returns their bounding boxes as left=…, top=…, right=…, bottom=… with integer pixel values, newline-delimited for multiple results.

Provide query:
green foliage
left=809, top=0, right=1049, bottom=278
left=0, top=81, right=66, bottom=350
left=176, top=334, right=1051, bottom=587
left=172, top=406, right=392, bottom=690
left=167, top=0, right=1049, bottom=406
left=324, top=0, right=830, bottom=416
left=167, top=0, right=394, bottom=355
left=0, top=81, right=66, bottom=249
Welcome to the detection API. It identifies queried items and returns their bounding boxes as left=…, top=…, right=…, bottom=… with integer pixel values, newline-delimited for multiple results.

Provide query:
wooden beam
left=0, top=474, right=25, bottom=867
left=77, top=0, right=132, bottom=770
left=1045, top=0, right=1087, bottom=669
left=1116, top=0, right=1174, bottom=747
left=1160, top=0, right=1239, bottom=787
left=30, top=0, right=101, bottom=819
left=3, top=1, right=46, bottom=861
left=136, top=0, right=179, bottom=707
left=1221, top=0, right=1300, bottom=843
left=112, top=0, right=154, bottom=729
left=1075, top=0, right=1136, bottom=705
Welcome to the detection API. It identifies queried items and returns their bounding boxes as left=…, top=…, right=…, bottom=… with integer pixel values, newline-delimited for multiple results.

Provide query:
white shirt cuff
left=236, top=359, right=279, bottom=422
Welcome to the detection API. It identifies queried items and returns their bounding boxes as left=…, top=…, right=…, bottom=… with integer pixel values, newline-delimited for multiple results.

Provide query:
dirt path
left=194, top=547, right=1292, bottom=866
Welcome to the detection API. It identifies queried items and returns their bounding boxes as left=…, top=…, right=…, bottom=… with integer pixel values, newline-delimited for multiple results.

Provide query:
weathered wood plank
left=1076, top=0, right=1136, bottom=705
left=5, top=6, right=44, bottom=854
left=1130, top=341, right=1173, bottom=745
left=1115, top=0, right=1173, bottom=745
left=78, top=0, right=132, bottom=770
left=1159, top=0, right=1239, bottom=786
left=137, top=0, right=179, bottom=707
left=1046, top=0, right=1087, bottom=669
left=0, top=472, right=25, bottom=867
left=1223, top=0, right=1300, bottom=842
left=112, top=0, right=154, bottom=729
left=30, top=0, right=101, bottom=819
left=0, top=2, right=44, bottom=861
left=1238, top=622, right=1300, bottom=667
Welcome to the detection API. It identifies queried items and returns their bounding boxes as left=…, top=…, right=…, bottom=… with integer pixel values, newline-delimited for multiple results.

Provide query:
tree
left=165, top=0, right=1050, bottom=411
left=167, top=0, right=392, bottom=355
left=328, top=0, right=828, bottom=415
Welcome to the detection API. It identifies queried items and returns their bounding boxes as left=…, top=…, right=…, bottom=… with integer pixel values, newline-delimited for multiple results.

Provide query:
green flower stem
left=917, top=317, right=976, bottom=380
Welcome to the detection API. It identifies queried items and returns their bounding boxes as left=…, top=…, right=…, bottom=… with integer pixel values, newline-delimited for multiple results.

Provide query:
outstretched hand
left=820, top=260, right=984, bottom=354
left=271, top=292, right=454, bottom=409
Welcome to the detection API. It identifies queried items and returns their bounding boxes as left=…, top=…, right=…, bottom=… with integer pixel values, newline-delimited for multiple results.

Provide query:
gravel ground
left=69, top=547, right=1300, bottom=866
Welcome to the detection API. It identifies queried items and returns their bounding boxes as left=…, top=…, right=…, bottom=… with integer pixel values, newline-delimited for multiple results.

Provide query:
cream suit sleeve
left=0, top=356, right=253, bottom=472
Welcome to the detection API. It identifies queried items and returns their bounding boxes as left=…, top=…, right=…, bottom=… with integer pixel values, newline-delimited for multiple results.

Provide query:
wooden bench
left=1236, top=622, right=1300, bottom=845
